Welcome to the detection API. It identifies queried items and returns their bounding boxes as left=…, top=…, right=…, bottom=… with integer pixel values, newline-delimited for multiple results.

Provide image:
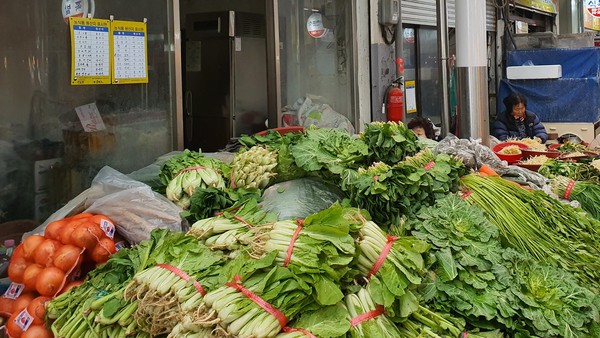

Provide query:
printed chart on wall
left=70, top=17, right=112, bottom=85
left=111, top=20, right=148, bottom=84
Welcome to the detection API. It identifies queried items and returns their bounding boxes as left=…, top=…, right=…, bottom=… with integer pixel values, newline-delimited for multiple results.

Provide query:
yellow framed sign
left=69, top=17, right=112, bottom=85
left=111, top=20, right=148, bottom=84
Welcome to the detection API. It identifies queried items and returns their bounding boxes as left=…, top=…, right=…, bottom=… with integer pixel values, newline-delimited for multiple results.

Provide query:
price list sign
left=69, top=17, right=111, bottom=85
left=111, top=20, right=148, bottom=84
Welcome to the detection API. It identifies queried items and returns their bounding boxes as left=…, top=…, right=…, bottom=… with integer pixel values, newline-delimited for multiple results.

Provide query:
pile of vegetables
left=1, top=212, right=117, bottom=337
left=340, top=148, right=468, bottom=226
left=47, top=229, right=216, bottom=338
left=409, top=194, right=599, bottom=337
left=461, top=174, right=600, bottom=290
left=10, top=123, right=600, bottom=338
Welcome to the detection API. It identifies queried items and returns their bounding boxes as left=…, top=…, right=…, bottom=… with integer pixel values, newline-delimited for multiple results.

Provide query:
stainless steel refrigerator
left=184, top=11, right=268, bottom=152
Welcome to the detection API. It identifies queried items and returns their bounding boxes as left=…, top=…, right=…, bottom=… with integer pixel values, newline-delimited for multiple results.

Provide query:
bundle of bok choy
left=251, top=203, right=363, bottom=306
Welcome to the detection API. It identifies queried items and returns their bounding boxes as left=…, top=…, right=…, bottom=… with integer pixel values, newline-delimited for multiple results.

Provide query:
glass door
left=276, top=0, right=357, bottom=132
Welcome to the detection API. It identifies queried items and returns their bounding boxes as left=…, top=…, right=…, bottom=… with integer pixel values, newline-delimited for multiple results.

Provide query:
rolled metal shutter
left=401, top=0, right=496, bottom=31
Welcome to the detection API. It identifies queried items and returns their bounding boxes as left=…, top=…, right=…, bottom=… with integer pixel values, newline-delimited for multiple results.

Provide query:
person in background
left=407, top=116, right=436, bottom=139
left=493, top=92, right=547, bottom=143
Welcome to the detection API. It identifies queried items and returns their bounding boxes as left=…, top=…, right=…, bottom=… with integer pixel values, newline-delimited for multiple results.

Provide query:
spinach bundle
left=359, top=121, right=421, bottom=164
left=410, top=194, right=600, bottom=337
left=550, top=175, right=600, bottom=220
left=461, top=174, right=600, bottom=290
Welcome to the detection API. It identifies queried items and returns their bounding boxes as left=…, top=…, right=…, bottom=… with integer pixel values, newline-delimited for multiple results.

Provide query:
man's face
left=511, top=103, right=526, bottom=120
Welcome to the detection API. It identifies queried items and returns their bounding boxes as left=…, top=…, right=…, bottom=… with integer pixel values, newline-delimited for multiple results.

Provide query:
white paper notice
left=75, top=103, right=106, bottom=132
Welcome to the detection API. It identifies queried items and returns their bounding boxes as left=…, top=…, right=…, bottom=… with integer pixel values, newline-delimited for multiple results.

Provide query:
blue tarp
left=507, top=48, right=600, bottom=79
left=500, top=48, right=600, bottom=123
left=498, top=78, right=600, bottom=123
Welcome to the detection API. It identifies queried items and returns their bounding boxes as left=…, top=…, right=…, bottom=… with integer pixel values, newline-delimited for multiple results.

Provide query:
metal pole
left=394, top=12, right=404, bottom=122
left=436, top=0, right=450, bottom=137
left=455, top=0, right=489, bottom=145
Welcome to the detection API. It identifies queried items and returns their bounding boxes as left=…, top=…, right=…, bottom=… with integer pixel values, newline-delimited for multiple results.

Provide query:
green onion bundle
left=551, top=175, right=600, bottom=220
left=345, top=288, right=402, bottom=337
left=461, top=174, right=600, bottom=289
left=356, top=220, right=429, bottom=321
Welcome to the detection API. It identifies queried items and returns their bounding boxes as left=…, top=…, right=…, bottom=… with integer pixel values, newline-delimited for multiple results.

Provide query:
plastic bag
left=28, top=166, right=183, bottom=244
left=435, top=135, right=548, bottom=189
left=260, top=177, right=345, bottom=221
left=282, top=97, right=356, bottom=134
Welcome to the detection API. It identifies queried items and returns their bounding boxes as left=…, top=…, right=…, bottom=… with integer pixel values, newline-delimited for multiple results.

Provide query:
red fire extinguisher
left=386, top=82, right=404, bottom=123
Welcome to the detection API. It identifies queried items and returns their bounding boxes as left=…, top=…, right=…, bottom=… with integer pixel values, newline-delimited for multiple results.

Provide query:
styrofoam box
left=506, top=65, right=562, bottom=80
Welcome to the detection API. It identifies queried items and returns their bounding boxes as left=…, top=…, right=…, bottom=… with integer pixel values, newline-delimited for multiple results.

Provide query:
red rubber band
left=233, top=215, right=253, bottom=228
left=226, top=275, right=288, bottom=329
left=461, top=190, right=472, bottom=199
left=176, top=165, right=221, bottom=177
left=215, top=206, right=242, bottom=217
left=283, top=326, right=317, bottom=338
left=423, top=161, right=436, bottom=170
left=283, top=220, right=304, bottom=267
left=230, top=168, right=237, bottom=189
left=350, top=305, right=385, bottom=327
left=157, top=264, right=206, bottom=296
left=366, top=235, right=398, bottom=279
left=563, top=180, right=576, bottom=200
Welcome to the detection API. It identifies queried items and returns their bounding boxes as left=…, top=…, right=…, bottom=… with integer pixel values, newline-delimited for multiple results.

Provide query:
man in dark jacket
left=493, top=92, right=547, bottom=143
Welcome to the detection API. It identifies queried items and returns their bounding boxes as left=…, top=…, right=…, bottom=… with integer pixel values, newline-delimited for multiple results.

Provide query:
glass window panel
left=277, top=1, right=356, bottom=131
left=0, top=1, right=178, bottom=222
left=418, top=27, right=441, bottom=125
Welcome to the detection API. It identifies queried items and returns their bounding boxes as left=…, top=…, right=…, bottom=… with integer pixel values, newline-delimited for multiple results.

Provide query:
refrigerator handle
left=185, top=90, right=193, bottom=142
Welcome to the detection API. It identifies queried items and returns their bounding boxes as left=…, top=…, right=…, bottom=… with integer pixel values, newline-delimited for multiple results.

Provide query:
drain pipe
left=455, top=0, right=489, bottom=145
left=436, top=0, right=450, bottom=137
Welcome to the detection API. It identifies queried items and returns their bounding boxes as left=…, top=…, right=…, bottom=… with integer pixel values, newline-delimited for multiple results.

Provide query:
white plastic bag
left=29, top=166, right=183, bottom=244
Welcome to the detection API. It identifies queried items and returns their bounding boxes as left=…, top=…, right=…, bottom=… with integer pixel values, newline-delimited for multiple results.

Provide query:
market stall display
left=2, top=121, right=600, bottom=337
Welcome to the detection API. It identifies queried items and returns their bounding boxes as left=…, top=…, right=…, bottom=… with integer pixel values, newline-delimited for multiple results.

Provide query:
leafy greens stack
left=409, top=194, right=599, bottom=337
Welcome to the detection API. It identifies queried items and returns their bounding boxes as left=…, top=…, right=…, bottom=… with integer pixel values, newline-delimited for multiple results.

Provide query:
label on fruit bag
left=15, top=308, right=34, bottom=331
left=100, top=219, right=115, bottom=239
left=3, top=283, right=24, bottom=300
